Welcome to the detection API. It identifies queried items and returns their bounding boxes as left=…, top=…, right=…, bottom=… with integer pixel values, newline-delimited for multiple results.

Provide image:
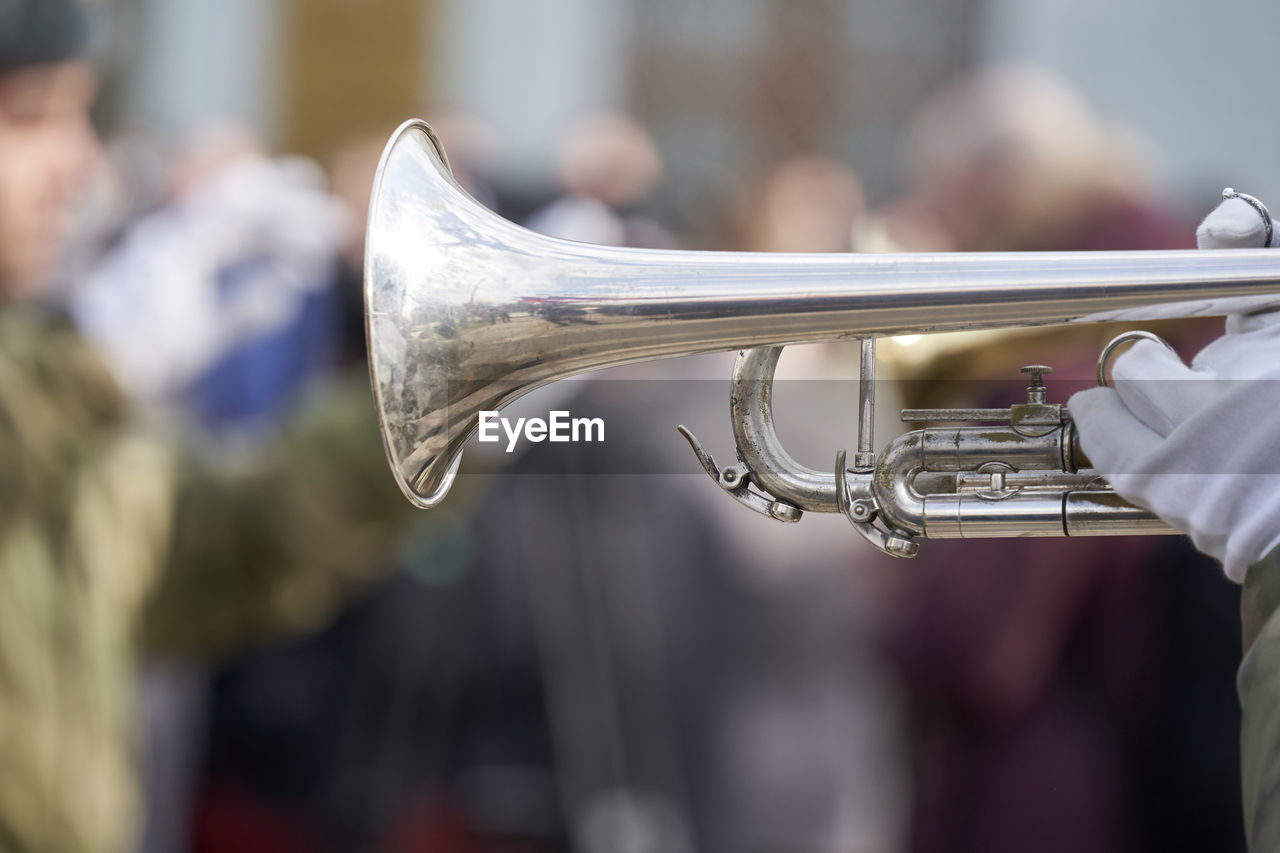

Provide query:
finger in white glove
left=1108, top=339, right=1225, bottom=436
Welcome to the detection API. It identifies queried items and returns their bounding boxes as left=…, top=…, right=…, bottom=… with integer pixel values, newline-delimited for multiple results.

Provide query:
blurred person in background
left=884, top=65, right=1185, bottom=255
left=525, top=112, right=674, bottom=249
left=71, top=121, right=347, bottom=440
left=0, top=0, right=97, bottom=296
left=738, top=153, right=866, bottom=254
left=867, top=66, right=1243, bottom=853
left=0, top=3, right=435, bottom=851
left=69, top=117, right=365, bottom=853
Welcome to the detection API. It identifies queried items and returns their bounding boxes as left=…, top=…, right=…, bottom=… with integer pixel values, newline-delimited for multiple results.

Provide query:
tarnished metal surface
left=728, top=347, right=846, bottom=513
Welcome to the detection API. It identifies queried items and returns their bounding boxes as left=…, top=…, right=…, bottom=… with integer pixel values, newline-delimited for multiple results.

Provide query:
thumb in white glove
left=1068, top=193, right=1280, bottom=582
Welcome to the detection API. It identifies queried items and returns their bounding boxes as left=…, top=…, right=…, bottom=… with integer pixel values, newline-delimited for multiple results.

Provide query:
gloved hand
left=1068, top=195, right=1280, bottom=581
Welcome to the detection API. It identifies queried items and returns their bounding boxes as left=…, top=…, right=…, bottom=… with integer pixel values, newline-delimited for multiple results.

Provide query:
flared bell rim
left=364, top=119, right=459, bottom=509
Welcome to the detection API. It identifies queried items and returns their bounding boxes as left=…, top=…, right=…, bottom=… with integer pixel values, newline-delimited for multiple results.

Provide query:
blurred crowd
left=0, top=2, right=1251, bottom=851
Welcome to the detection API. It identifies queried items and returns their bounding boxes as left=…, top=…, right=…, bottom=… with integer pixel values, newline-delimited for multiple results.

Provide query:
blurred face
left=0, top=60, right=98, bottom=293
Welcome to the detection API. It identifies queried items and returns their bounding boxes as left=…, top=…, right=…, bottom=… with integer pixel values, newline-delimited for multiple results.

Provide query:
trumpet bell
left=366, top=120, right=735, bottom=506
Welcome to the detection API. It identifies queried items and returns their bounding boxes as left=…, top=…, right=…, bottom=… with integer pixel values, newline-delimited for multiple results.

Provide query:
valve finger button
left=1021, top=364, right=1053, bottom=403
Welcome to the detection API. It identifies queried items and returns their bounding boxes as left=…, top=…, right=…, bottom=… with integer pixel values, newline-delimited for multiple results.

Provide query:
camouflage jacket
left=0, top=308, right=429, bottom=852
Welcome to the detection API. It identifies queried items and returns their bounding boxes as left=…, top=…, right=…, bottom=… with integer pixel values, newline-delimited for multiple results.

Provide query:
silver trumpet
left=366, top=119, right=1280, bottom=557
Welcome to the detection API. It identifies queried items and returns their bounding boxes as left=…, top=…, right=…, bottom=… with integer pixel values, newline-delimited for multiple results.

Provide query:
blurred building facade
left=104, top=0, right=1280, bottom=240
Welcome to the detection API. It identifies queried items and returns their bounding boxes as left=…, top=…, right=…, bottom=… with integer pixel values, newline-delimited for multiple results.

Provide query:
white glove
left=1068, top=195, right=1280, bottom=582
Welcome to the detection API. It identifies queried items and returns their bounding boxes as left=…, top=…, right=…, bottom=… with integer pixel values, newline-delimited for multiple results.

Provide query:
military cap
left=0, top=0, right=87, bottom=72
